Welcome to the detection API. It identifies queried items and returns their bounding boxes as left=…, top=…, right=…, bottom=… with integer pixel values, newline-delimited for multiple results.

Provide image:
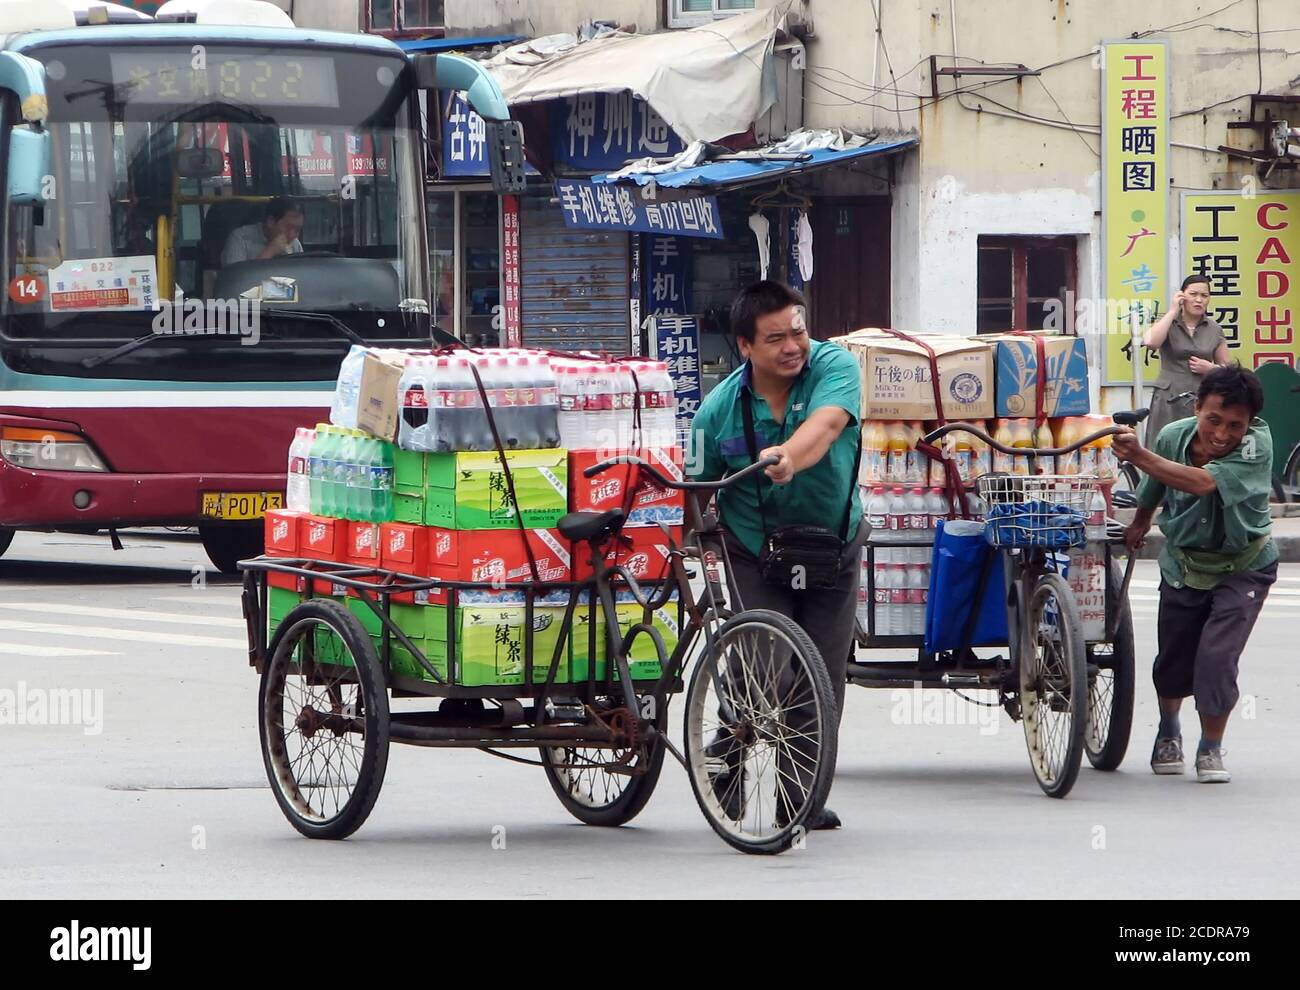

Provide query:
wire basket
left=977, top=474, right=1098, bottom=549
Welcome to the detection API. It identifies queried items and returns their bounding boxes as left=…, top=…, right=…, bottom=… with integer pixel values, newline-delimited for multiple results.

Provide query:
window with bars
left=976, top=235, right=1077, bottom=333
left=670, top=0, right=756, bottom=28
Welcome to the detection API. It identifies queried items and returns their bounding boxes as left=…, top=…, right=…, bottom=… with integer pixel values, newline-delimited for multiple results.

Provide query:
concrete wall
left=265, top=0, right=359, bottom=32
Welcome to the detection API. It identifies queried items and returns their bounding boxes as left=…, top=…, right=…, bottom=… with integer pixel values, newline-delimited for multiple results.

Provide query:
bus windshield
left=1, top=42, right=431, bottom=381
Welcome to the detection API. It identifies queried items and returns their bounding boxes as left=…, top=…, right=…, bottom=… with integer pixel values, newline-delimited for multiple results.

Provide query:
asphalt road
left=2, top=530, right=1297, bottom=898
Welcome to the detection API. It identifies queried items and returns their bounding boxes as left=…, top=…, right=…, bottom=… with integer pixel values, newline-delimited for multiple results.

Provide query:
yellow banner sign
left=1179, top=192, right=1300, bottom=371
left=1102, top=41, right=1169, bottom=385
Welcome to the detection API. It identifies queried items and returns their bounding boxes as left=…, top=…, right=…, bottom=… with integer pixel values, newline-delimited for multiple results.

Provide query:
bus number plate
left=201, top=491, right=282, bottom=520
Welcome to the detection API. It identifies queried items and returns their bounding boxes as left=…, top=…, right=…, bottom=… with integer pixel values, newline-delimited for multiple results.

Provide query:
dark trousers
left=722, top=526, right=863, bottom=722
left=1154, top=562, right=1276, bottom=717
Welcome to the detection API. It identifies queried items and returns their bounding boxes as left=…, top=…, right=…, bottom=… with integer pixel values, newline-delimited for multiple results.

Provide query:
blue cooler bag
left=924, top=519, right=1010, bottom=654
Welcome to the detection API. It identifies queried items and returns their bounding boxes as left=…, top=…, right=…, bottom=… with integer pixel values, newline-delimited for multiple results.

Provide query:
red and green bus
left=0, top=2, right=520, bottom=571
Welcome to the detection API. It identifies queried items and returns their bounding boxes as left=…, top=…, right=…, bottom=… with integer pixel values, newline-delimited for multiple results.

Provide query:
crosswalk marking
left=0, top=618, right=245, bottom=650
left=0, top=602, right=245, bottom=628
left=0, top=642, right=120, bottom=657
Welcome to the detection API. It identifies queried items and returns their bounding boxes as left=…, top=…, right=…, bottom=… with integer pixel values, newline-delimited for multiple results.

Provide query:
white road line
left=0, top=619, right=245, bottom=650
left=0, top=642, right=120, bottom=657
left=0, top=603, right=244, bottom=628
left=153, top=595, right=242, bottom=606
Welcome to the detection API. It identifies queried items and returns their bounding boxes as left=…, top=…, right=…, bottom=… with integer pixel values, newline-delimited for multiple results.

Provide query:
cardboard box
left=264, top=508, right=307, bottom=557
left=991, top=333, right=1090, bottom=418
left=298, top=514, right=341, bottom=561
left=570, top=593, right=679, bottom=682
left=569, top=448, right=685, bottom=527
left=344, top=520, right=383, bottom=567
left=448, top=602, right=569, bottom=686
left=833, top=330, right=995, bottom=421
left=424, top=449, right=568, bottom=529
left=356, top=350, right=407, bottom=442
left=384, top=526, right=571, bottom=605
left=571, top=525, right=680, bottom=583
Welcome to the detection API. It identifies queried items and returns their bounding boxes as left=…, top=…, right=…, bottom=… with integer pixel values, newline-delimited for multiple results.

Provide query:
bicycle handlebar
left=922, top=409, right=1150, bottom=459
left=584, top=454, right=780, bottom=491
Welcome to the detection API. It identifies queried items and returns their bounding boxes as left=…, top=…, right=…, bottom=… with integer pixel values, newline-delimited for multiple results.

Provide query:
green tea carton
left=570, top=591, right=680, bottom=682
left=425, top=449, right=568, bottom=529
left=452, top=601, right=569, bottom=686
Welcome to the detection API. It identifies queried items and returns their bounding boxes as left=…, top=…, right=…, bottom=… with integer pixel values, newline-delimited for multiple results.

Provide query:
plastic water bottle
left=286, top=426, right=314, bottom=512
left=887, top=486, right=906, bottom=531
left=316, top=425, right=337, bottom=517
left=906, top=564, right=926, bottom=636
left=906, top=486, right=928, bottom=530
left=635, top=360, right=677, bottom=449
left=866, top=486, right=889, bottom=531
left=1086, top=488, right=1107, bottom=542
left=926, top=487, right=949, bottom=529
left=873, top=559, right=891, bottom=636
left=534, top=354, right=561, bottom=448
left=373, top=440, right=394, bottom=522
left=556, top=362, right=583, bottom=449
left=338, top=428, right=360, bottom=520
left=307, top=423, right=328, bottom=514
left=611, top=362, right=636, bottom=450
left=888, top=562, right=909, bottom=636
left=329, top=344, right=367, bottom=428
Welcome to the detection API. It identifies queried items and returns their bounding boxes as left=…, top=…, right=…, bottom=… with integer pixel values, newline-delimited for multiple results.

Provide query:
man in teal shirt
left=689, top=280, right=864, bottom=829
left=1115, top=365, right=1276, bottom=784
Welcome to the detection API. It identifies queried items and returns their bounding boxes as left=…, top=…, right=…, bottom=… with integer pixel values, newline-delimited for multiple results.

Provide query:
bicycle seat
left=557, top=508, right=625, bottom=543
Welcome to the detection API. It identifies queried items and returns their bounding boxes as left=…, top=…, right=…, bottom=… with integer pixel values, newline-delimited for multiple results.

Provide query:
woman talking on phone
left=1142, top=274, right=1232, bottom=442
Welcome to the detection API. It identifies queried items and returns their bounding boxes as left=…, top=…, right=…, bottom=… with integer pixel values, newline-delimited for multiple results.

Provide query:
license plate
left=201, top=491, right=283, bottom=520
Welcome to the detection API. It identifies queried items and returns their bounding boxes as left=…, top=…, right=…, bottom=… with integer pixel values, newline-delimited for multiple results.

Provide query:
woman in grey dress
left=1141, top=274, right=1231, bottom=443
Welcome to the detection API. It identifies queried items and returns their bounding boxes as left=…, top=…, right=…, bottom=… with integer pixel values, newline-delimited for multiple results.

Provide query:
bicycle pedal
left=544, top=701, right=587, bottom=722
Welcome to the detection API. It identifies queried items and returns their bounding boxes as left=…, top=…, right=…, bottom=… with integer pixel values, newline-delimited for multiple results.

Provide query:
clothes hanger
left=749, top=179, right=812, bottom=210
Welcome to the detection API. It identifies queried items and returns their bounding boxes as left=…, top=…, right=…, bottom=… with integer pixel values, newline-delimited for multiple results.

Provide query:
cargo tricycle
left=849, top=412, right=1146, bottom=798
left=241, top=453, right=837, bottom=854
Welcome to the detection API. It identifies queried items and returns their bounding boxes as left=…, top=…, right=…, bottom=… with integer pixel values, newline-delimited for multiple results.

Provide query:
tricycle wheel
left=684, top=609, right=837, bottom=855
left=541, top=700, right=667, bottom=827
left=259, top=599, right=389, bottom=839
left=1020, top=573, right=1086, bottom=798
left=1085, top=558, right=1136, bottom=770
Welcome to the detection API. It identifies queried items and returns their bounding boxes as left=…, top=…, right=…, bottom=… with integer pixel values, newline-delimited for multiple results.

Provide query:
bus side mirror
left=486, top=120, right=526, bottom=194
left=7, top=126, right=50, bottom=205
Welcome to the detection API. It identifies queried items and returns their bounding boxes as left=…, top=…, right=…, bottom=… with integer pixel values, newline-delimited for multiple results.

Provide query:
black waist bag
left=741, top=390, right=860, bottom=591
left=759, top=524, right=846, bottom=590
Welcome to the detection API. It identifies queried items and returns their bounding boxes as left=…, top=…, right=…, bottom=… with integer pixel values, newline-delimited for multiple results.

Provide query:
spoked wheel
left=1019, top=573, right=1087, bottom=798
left=1110, top=463, right=1142, bottom=509
left=259, top=599, right=389, bottom=839
left=684, top=609, right=837, bottom=855
left=1085, top=558, right=1136, bottom=770
left=541, top=697, right=667, bottom=827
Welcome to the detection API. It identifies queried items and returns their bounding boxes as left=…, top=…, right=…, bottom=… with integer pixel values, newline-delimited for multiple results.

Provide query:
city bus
left=0, top=0, right=521, bottom=571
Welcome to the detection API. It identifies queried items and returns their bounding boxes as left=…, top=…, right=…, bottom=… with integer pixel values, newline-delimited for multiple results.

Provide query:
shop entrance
left=808, top=197, right=891, bottom=338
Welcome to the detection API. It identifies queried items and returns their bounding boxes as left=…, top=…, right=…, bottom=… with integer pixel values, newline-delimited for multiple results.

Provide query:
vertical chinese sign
left=1182, top=192, right=1300, bottom=368
left=646, top=236, right=692, bottom=317
left=649, top=316, right=703, bottom=444
left=501, top=195, right=522, bottom=348
left=1102, top=41, right=1169, bottom=384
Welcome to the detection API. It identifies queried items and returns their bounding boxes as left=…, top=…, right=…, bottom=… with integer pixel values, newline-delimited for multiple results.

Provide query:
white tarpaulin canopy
left=481, top=8, right=782, bottom=145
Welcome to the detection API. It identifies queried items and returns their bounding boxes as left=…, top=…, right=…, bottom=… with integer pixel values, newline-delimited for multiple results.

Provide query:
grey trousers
left=722, top=522, right=866, bottom=725
left=1153, top=562, right=1277, bottom=716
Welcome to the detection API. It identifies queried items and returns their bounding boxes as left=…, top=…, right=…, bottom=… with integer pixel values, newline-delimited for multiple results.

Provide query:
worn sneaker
left=1151, top=736, right=1184, bottom=775
left=1196, top=749, right=1231, bottom=783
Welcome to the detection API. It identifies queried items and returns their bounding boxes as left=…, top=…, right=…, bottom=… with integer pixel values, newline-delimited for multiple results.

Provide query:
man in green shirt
left=1115, top=365, right=1276, bottom=783
left=689, top=280, right=864, bottom=829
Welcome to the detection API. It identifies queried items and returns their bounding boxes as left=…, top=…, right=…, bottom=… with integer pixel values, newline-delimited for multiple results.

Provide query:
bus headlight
left=0, top=428, right=109, bottom=472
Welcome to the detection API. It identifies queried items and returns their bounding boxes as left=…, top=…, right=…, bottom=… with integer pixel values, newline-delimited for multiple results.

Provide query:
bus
left=0, top=0, right=522, bottom=571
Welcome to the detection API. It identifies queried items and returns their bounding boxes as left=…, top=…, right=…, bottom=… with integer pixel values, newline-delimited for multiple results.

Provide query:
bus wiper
left=256, top=309, right=365, bottom=345
left=82, top=330, right=170, bottom=369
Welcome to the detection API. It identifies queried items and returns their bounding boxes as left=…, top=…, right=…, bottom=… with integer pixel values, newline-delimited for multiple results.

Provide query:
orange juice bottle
left=862, top=420, right=887, bottom=485
left=992, top=419, right=1017, bottom=474
left=1093, top=418, right=1118, bottom=481
left=1054, top=417, right=1080, bottom=475
left=905, top=421, right=926, bottom=485
left=885, top=421, right=909, bottom=484
left=1031, top=420, right=1055, bottom=475
left=1010, top=418, right=1034, bottom=476
left=969, top=420, right=991, bottom=480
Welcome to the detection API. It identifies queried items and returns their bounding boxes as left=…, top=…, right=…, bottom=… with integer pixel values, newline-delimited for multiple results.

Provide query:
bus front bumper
left=0, top=460, right=285, bottom=528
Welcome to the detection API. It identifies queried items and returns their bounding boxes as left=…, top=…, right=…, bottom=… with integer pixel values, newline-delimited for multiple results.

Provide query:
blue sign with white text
left=442, top=91, right=488, bottom=177
left=554, top=179, right=724, bottom=239
left=552, top=92, right=686, bottom=170
left=650, top=316, right=703, bottom=439
left=646, top=235, right=692, bottom=316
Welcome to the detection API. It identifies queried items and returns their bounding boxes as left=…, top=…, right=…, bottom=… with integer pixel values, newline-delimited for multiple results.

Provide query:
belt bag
left=759, top=524, right=846, bottom=589
left=740, top=388, right=860, bottom=590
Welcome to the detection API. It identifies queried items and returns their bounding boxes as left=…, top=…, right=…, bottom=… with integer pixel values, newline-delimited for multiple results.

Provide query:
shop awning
left=481, top=8, right=782, bottom=145
left=590, top=137, right=918, bottom=190
left=397, top=35, right=523, bottom=53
